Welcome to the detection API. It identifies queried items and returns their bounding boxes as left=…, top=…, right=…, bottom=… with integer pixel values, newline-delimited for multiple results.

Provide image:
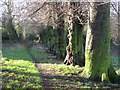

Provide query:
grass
left=1, top=42, right=120, bottom=88
left=112, top=56, right=120, bottom=75
left=2, top=43, right=31, bottom=61
left=2, top=43, right=42, bottom=88
left=29, top=44, right=120, bottom=88
left=53, top=64, right=84, bottom=76
left=29, top=45, right=63, bottom=64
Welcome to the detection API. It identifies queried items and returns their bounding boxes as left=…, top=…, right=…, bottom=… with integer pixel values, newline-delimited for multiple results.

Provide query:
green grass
left=112, top=56, right=120, bottom=60
left=2, top=44, right=32, bottom=61
left=29, top=46, right=63, bottom=64
left=30, top=45, right=120, bottom=76
left=2, top=43, right=42, bottom=88
left=53, top=64, right=84, bottom=76
left=112, top=56, right=120, bottom=74
left=29, top=44, right=120, bottom=88
left=112, top=56, right=120, bottom=65
left=2, top=43, right=120, bottom=88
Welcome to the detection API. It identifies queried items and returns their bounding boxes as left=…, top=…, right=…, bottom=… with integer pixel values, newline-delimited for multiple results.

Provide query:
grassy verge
left=1, top=43, right=42, bottom=88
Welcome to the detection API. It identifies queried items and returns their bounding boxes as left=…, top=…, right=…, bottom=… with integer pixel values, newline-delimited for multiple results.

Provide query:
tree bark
left=72, top=20, right=85, bottom=66
left=63, top=2, right=75, bottom=65
left=0, top=27, right=2, bottom=59
left=64, top=2, right=85, bottom=66
left=118, top=2, right=120, bottom=59
left=7, top=17, right=18, bottom=41
left=56, top=3, right=67, bottom=59
left=81, top=2, right=119, bottom=83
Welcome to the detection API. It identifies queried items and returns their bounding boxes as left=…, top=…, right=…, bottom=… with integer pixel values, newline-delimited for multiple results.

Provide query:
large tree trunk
left=81, top=2, right=119, bottom=83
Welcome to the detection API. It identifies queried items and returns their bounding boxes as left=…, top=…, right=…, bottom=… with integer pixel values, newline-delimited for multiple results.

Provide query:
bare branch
left=28, top=2, right=46, bottom=17
left=111, top=3, right=118, bottom=14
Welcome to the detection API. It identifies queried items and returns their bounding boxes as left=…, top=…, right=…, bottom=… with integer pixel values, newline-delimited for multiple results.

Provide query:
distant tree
left=111, top=2, right=119, bottom=44
left=2, top=0, right=18, bottom=41
left=118, top=2, right=120, bottom=46
left=51, top=3, right=67, bottom=58
left=0, top=23, right=2, bottom=59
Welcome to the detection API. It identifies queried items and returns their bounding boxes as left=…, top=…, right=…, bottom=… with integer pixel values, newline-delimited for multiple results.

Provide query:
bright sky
left=0, top=0, right=119, bottom=18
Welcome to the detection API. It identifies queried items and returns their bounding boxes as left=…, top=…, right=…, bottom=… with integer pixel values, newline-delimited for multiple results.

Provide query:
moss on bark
left=81, top=2, right=119, bottom=83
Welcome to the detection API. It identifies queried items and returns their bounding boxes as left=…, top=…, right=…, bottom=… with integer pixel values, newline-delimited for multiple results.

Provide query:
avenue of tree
left=0, top=0, right=120, bottom=84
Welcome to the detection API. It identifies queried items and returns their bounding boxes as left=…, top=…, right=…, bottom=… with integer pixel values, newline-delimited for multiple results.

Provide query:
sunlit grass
left=29, top=46, right=63, bottom=64
left=29, top=44, right=120, bottom=88
left=2, top=43, right=42, bottom=88
left=2, top=44, right=32, bottom=61
left=53, top=64, right=84, bottom=76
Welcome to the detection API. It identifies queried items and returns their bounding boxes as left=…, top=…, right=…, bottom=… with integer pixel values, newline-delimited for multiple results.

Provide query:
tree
left=63, top=2, right=75, bottom=65
left=2, top=0, right=18, bottom=41
left=118, top=2, right=120, bottom=47
left=53, top=3, right=67, bottom=58
left=63, top=2, right=85, bottom=66
left=81, top=2, right=119, bottom=83
left=0, top=24, right=2, bottom=59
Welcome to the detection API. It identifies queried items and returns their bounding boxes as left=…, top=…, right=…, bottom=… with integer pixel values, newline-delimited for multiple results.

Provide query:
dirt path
left=26, top=44, right=61, bottom=88
left=35, top=62, right=85, bottom=88
left=26, top=43, right=120, bottom=88
left=27, top=44, right=86, bottom=88
left=35, top=63, right=60, bottom=88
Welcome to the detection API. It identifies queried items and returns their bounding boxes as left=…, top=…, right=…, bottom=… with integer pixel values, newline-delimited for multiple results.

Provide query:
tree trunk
left=118, top=2, right=120, bottom=58
left=64, top=2, right=75, bottom=65
left=64, top=2, right=85, bottom=66
left=0, top=27, right=2, bottom=59
left=7, top=17, right=18, bottom=41
left=81, top=2, right=119, bottom=83
left=63, top=2, right=75, bottom=65
left=6, top=0, right=18, bottom=41
left=72, top=20, right=85, bottom=66
left=56, top=3, right=67, bottom=59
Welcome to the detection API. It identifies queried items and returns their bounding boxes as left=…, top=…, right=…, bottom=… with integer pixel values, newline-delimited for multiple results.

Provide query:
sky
left=0, top=0, right=119, bottom=18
